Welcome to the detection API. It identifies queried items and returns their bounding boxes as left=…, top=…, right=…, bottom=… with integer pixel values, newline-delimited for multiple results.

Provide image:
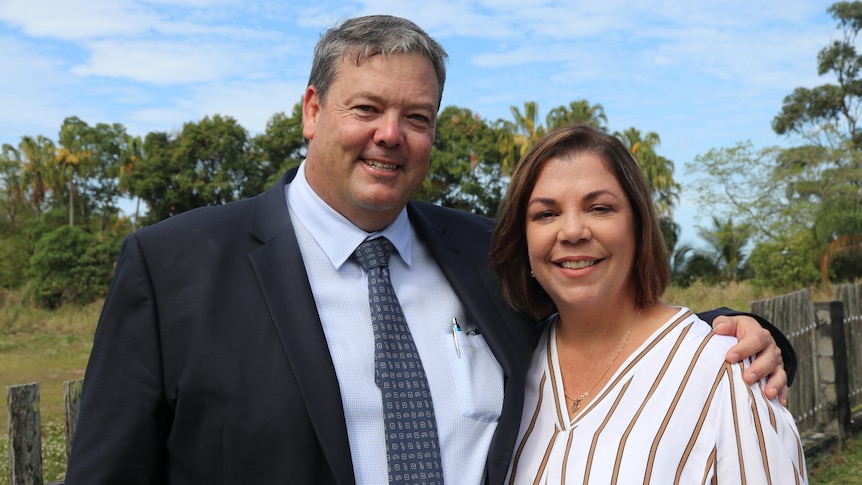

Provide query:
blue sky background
left=0, top=0, right=838, bottom=247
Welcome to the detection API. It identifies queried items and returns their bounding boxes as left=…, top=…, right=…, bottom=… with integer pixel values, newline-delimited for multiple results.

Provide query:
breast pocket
left=441, top=331, right=504, bottom=422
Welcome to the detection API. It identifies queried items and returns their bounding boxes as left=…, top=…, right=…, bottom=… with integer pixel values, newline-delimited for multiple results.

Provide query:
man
left=66, top=15, right=793, bottom=484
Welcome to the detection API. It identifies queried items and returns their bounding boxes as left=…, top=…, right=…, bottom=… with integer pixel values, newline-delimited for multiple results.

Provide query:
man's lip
left=362, top=158, right=400, bottom=171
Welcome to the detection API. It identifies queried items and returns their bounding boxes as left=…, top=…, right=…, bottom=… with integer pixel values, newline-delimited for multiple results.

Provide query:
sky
left=0, top=0, right=839, bottom=246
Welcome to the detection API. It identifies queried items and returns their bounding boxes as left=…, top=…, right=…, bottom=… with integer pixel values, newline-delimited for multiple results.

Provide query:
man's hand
left=712, top=315, right=788, bottom=406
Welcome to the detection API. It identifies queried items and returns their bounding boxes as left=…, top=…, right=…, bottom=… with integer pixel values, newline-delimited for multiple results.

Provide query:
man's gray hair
left=308, top=15, right=448, bottom=108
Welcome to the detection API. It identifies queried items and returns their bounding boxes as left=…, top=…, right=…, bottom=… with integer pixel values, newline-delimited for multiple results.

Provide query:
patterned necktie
left=354, top=237, right=444, bottom=485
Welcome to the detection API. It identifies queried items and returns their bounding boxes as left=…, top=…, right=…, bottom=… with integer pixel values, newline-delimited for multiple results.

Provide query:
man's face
left=302, top=52, right=439, bottom=232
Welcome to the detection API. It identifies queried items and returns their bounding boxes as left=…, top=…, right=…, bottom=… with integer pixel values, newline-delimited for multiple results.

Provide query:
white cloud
left=72, top=39, right=263, bottom=84
left=0, top=0, right=158, bottom=40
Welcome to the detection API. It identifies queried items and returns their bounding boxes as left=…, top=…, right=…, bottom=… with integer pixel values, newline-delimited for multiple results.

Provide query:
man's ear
left=302, top=86, right=320, bottom=140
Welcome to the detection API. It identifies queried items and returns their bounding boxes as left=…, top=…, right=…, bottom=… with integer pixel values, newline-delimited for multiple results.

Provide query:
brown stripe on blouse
left=585, top=379, right=633, bottom=485
left=644, top=328, right=718, bottom=482
left=509, top=373, right=547, bottom=485
left=727, top=363, right=749, bottom=485
left=676, top=361, right=730, bottom=483
left=757, top=381, right=778, bottom=430
left=532, top=426, right=560, bottom=485
left=704, top=446, right=717, bottom=485
left=742, top=361, right=773, bottom=485
left=545, top=332, right=565, bottom=426
left=610, top=314, right=695, bottom=483
left=562, top=427, right=575, bottom=483
left=573, top=311, right=694, bottom=428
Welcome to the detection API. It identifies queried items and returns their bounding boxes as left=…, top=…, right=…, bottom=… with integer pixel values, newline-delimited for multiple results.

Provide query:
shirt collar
left=286, top=161, right=413, bottom=269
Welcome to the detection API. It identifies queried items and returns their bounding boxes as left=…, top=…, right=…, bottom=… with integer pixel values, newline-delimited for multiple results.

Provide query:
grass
left=0, top=282, right=857, bottom=483
left=1, top=289, right=99, bottom=484
left=807, top=435, right=862, bottom=484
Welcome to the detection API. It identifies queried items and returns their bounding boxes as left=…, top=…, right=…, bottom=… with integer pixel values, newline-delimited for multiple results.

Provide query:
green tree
left=16, top=135, right=57, bottom=218
left=0, top=144, right=31, bottom=227
left=773, top=1, right=862, bottom=148
left=697, top=216, right=754, bottom=283
left=27, top=225, right=121, bottom=308
left=56, top=117, right=96, bottom=227
left=687, top=142, right=829, bottom=288
left=496, top=101, right=547, bottom=174
left=688, top=144, right=826, bottom=229
left=770, top=1, right=862, bottom=281
left=614, top=127, right=680, bottom=219
left=0, top=147, right=33, bottom=288
left=247, top=101, right=306, bottom=197
left=747, top=231, right=822, bottom=290
left=545, top=99, right=608, bottom=132
left=133, top=115, right=250, bottom=223
left=420, top=106, right=506, bottom=217
left=86, top=121, right=137, bottom=231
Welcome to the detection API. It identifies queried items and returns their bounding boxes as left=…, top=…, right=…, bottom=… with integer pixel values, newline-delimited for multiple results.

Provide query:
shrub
left=26, top=226, right=121, bottom=309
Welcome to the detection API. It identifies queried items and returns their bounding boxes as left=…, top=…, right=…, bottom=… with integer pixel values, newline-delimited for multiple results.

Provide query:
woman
left=491, top=125, right=806, bottom=483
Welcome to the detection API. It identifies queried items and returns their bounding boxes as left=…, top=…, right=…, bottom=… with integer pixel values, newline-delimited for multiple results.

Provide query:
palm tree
left=546, top=99, right=608, bottom=132
left=698, top=216, right=754, bottom=282
left=0, top=144, right=28, bottom=226
left=118, top=134, right=144, bottom=230
left=57, top=118, right=95, bottom=227
left=500, top=101, right=545, bottom=174
left=614, top=127, right=680, bottom=218
left=18, top=135, right=57, bottom=218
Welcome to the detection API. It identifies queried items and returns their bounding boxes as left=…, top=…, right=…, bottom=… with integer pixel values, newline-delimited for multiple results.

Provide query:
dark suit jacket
left=65, top=169, right=537, bottom=484
left=66, top=169, right=796, bottom=484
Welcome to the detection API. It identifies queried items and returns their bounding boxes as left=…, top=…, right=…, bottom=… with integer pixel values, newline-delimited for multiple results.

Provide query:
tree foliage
left=27, top=226, right=121, bottom=308
left=0, top=98, right=687, bottom=304
left=767, top=1, right=862, bottom=283
left=132, top=115, right=250, bottom=224
left=247, top=101, right=306, bottom=197
left=419, top=106, right=506, bottom=217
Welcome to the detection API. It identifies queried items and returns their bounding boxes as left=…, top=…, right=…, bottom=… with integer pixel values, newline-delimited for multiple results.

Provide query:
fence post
left=828, top=301, right=852, bottom=441
left=63, top=379, right=83, bottom=465
left=814, top=301, right=852, bottom=444
left=7, top=383, right=44, bottom=485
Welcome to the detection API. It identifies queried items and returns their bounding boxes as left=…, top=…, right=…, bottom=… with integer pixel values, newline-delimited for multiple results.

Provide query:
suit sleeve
left=65, top=234, right=170, bottom=484
left=697, top=307, right=797, bottom=386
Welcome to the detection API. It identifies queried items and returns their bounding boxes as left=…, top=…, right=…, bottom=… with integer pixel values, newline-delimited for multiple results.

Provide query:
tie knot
left=354, top=237, right=394, bottom=271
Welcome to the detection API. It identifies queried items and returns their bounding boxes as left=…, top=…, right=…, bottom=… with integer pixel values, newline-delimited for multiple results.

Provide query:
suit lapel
left=408, top=202, right=535, bottom=485
left=407, top=202, right=522, bottom=377
left=247, top=170, right=355, bottom=484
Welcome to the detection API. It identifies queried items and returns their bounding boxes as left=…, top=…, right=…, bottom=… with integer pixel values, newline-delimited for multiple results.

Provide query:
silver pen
left=452, top=317, right=462, bottom=358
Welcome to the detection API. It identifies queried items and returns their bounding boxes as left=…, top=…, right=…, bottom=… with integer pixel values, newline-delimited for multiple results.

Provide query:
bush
left=26, top=226, right=121, bottom=309
left=0, top=232, right=30, bottom=289
left=748, top=233, right=821, bottom=291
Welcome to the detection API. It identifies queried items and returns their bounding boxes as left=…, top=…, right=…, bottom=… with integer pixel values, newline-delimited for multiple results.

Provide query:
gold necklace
left=561, top=309, right=642, bottom=414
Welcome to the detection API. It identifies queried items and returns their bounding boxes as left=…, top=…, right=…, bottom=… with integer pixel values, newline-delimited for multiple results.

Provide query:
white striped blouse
left=506, top=307, right=807, bottom=484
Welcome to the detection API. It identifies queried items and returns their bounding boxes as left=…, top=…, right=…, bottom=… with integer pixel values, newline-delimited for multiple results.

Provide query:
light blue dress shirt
left=286, top=162, right=504, bottom=484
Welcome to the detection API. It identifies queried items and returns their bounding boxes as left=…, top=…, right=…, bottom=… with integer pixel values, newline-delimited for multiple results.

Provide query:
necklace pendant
left=572, top=392, right=587, bottom=412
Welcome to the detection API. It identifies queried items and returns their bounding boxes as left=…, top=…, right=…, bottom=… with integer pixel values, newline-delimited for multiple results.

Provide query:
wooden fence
left=6, top=380, right=81, bottom=485
left=6, top=283, right=862, bottom=483
left=751, top=283, right=862, bottom=452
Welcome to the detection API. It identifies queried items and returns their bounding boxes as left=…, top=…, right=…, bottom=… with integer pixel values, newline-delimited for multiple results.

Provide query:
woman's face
left=525, top=152, right=638, bottom=312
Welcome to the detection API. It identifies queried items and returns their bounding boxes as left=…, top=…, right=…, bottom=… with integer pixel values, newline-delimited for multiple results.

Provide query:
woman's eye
left=591, top=205, right=612, bottom=214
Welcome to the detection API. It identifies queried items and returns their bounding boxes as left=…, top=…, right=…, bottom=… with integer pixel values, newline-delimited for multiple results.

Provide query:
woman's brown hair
left=490, top=124, right=670, bottom=320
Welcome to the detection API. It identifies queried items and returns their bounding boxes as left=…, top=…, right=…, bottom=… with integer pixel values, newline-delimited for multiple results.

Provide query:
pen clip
left=452, top=317, right=462, bottom=358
